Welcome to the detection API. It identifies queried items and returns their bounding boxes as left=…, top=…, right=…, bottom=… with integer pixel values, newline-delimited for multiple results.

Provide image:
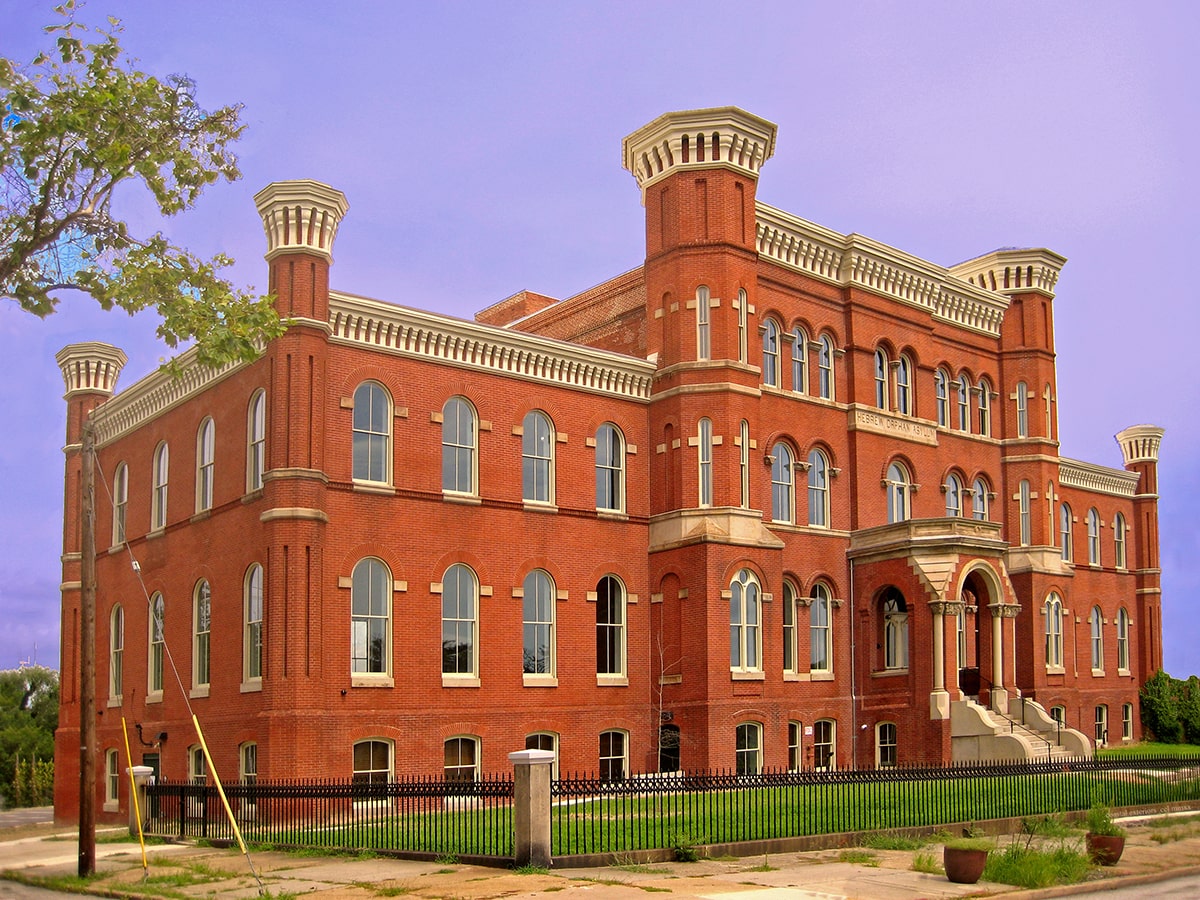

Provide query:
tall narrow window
left=1122, top=703, right=1133, bottom=740
left=807, top=449, right=829, bottom=527
left=944, top=474, right=963, bottom=517
left=112, top=463, right=128, bottom=545
left=1117, top=608, right=1130, bottom=671
left=882, top=589, right=908, bottom=670
left=770, top=443, right=793, bottom=523
left=247, top=390, right=266, bottom=491
left=729, top=568, right=761, bottom=672
left=599, top=730, right=627, bottom=781
left=896, top=355, right=912, bottom=415
left=1045, top=593, right=1063, bottom=668
left=196, top=417, right=214, bottom=513
left=762, top=319, right=780, bottom=387
left=596, top=575, right=626, bottom=677
left=193, top=580, right=211, bottom=690
left=442, top=397, right=477, bottom=495
left=240, top=743, right=258, bottom=786
left=977, top=379, right=992, bottom=436
left=442, top=564, right=478, bottom=677
left=351, top=558, right=391, bottom=675
left=1090, top=605, right=1104, bottom=670
left=595, top=423, right=624, bottom=512
left=735, top=722, right=762, bottom=775
left=876, top=722, right=897, bottom=768
left=956, top=607, right=967, bottom=668
left=1114, top=513, right=1127, bottom=569
left=1087, top=508, right=1101, bottom=565
left=818, top=335, right=834, bottom=400
left=935, top=369, right=950, bottom=427
left=659, top=724, right=681, bottom=773
left=696, top=286, right=711, bottom=360
left=1095, top=705, right=1108, bottom=745
left=522, top=410, right=554, bottom=503
left=151, top=442, right=169, bottom=531
left=971, top=478, right=988, bottom=521
left=957, top=375, right=971, bottom=433
left=1060, top=503, right=1074, bottom=562
left=1044, top=383, right=1054, bottom=438
left=782, top=582, right=798, bottom=674
left=522, top=570, right=555, bottom=676
left=352, top=381, right=390, bottom=483
left=1019, top=480, right=1031, bottom=546
left=109, top=605, right=124, bottom=699
left=1015, top=382, right=1028, bottom=437
left=739, top=420, right=750, bottom=509
left=148, top=593, right=164, bottom=695
left=791, top=327, right=808, bottom=393
left=244, top=564, right=264, bottom=682
left=352, top=740, right=391, bottom=784
left=813, top=719, right=835, bottom=770
left=788, top=722, right=802, bottom=772
left=810, top=583, right=832, bottom=673
left=736, top=289, right=747, bottom=363
left=188, top=746, right=206, bottom=783
left=698, top=418, right=713, bottom=507
left=105, top=749, right=119, bottom=807
left=886, top=462, right=910, bottom=524
left=444, top=736, right=480, bottom=782
left=873, top=349, right=888, bottom=409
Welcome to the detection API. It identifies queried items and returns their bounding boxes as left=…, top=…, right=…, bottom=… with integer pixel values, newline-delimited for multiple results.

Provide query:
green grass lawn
left=1098, top=742, right=1200, bottom=758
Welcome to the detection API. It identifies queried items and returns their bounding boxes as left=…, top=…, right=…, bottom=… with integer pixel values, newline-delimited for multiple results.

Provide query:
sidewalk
left=4, top=814, right=1200, bottom=899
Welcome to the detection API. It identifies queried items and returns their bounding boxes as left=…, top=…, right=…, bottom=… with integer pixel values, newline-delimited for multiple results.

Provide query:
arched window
left=523, top=570, right=555, bottom=677
left=739, top=420, right=750, bottom=509
left=595, top=423, right=624, bottom=512
left=873, top=348, right=889, bottom=409
left=944, top=474, right=963, bottom=517
left=442, top=396, right=477, bottom=495
left=736, top=288, right=747, bottom=363
left=788, top=722, right=802, bottom=772
left=782, top=581, right=798, bottom=674
left=818, top=335, right=835, bottom=400
left=240, top=742, right=258, bottom=790
left=770, top=442, right=794, bottom=523
left=109, top=605, right=124, bottom=700
left=1044, top=593, right=1063, bottom=668
left=735, top=722, right=762, bottom=775
left=886, top=463, right=910, bottom=524
left=1044, top=383, right=1054, bottom=438
left=599, top=730, right=627, bottom=781
left=352, top=381, right=391, bottom=483
left=151, top=442, right=169, bottom=531
left=1015, top=382, right=1028, bottom=438
left=971, top=478, right=989, bottom=521
left=148, top=593, right=164, bottom=695
left=112, top=463, right=128, bottom=545
left=882, top=588, right=908, bottom=670
left=352, top=739, right=391, bottom=784
left=1114, top=513, right=1127, bottom=569
left=522, top=410, right=554, bottom=503
left=1087, top=508, right=1101, bottom=565
left=810, top=583, right=832, bottom=673
left=696, top=286, right=711, bottom=360
left=729, top=568, right=761, bottom=672
left=442, top=564, right=478, bottom=677
left=1122, top=703, right=1134, bottom=740
left=1095, top=705, right=1109, bottom=745
left=957, top=375, right=971, bottom=433
left=813, top=719, right=836, bottom=771
left=1019, top=480, right=1031, bottom=546
left=659, top=724, right=681, bottom=773
left=526, top=733, right=559, bottom=778
left=1090, top=605, right=1104, bottom=670
left=807, top=449, right=829, bottom=528
left=1060, top=504, right=1074, bottom=562
left=876, top=722, right=897, bottom=768
left=188, top=745, right=207, bottom=784
left=352, top=558, right=391, bottom=675
left=792, top=327, right=808, bottom=393
left=596, top=576, right=626, bottom=677
left=193, top=580, right=211, bottom=690
left=1117, top=608, right=1130, bottom=671
left=762, top=319, right=780, bottom=387
left=935, top=369, right=950, bottom=427
left=196, top=417, right=214, bottom=513
left=698, top=418, right=713, bottom=507
left=247, top=389, right=266, bottom=491
left=244, top=564, right=264, bottom=683
left=444, top=736, right=480, bottom=783
left=896, top=355, right=913, bottom=415
left=976, top=379, right=992, bottom=436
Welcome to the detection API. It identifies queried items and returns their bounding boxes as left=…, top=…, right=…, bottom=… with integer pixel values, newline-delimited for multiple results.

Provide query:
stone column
left=509, top=749, right=555, bottom=868
left=988, top=603, right=1007, bottom=711
left=927, top=601, right=961, bottom=720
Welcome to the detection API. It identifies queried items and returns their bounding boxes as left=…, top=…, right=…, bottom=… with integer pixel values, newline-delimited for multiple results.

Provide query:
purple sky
left=2, top=2, right=1197, bottom=675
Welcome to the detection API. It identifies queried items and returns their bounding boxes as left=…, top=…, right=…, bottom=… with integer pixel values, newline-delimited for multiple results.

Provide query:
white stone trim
left=1058, top=458, right=1139, bottom=498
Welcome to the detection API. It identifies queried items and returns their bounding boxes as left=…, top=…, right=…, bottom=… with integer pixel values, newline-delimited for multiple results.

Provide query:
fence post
left=126, top=766, right=154, bottom=835
left=509, top=749, right=554, bottom=867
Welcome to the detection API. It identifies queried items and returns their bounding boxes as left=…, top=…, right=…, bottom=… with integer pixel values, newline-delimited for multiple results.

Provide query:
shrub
left=983, top=844, right=1091, bottom=889
left=1085, top=803, right=1124, bottom=838
left=1140, top=670, right=1183, bottom=743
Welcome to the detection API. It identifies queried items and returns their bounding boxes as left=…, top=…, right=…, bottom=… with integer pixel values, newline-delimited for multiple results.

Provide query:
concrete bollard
left=508, top=749, right=554, bottom=868
left=126, top=765, right=155, bottom=835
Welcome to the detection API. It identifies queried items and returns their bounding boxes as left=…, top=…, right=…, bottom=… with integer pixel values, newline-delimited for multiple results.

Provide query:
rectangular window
left=813, top=719, right=835, bottom=771
left=788, top=722, right=801, bottom=772
left=1122, top=703, right=1133, bottom=740
left=105, top=749, right=119, bottom=808
left=245, top=565, right=264, bottom=682
left=1094, top=705, right=1108, bottom=745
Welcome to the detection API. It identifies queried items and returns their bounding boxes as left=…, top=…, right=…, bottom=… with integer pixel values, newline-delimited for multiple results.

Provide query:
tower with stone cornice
left=1116, top=424, right=1165, bottom=681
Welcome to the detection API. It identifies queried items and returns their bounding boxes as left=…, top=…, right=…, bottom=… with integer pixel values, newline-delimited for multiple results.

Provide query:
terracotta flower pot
left=943, top=846, right=989, bottom=884
left=1086, top=832, right=1126, bottom=866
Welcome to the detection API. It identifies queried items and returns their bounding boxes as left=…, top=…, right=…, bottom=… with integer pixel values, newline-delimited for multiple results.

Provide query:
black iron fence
left=143, top=755, right=1200, bottom=861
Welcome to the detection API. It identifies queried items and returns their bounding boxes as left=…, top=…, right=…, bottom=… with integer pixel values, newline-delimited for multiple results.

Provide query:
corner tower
left=1116, top=424, right=1165, bottom=681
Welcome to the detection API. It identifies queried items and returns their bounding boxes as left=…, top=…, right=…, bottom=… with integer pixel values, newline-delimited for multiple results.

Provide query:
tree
left=0, top=1, right=284, bottom=368
left=0, top=666, right=58, bottom=808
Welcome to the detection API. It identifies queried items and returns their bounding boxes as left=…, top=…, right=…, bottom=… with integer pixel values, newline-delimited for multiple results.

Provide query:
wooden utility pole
left=78, top=417, right=96, bottom=877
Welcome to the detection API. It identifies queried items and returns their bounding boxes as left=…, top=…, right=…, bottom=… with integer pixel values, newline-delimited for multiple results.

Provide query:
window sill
left=810, top=670, right=835, bottom=681
left=352, top=482, right=396, bottom=496
left=783, top=671, right=807, bottom=682
left=871, top=668, right=909, bottom=678
left=597, top=510, right=628, bottom=521
left=659, top=673, right=682, bottom=685
left=351, top=674, right=394, bottom=688
left=523, top=673, right=558, bottom=688
left=731, top=670, right=765, bottom=681
left=1118, top=668, right=1131, bottom=677
left=107, top=697, right=122, bottom=709
left=443, top=492, right=481, bottom=506
left=145, top=692, right=162, bottom=705
left=1045, top=666, right=1066, bottom=675
left=240, top=680, right=263, bottom=693
left=523, top=501, right=558, bottom=514
left=103, top=800, right=119, bottom=813
left=597, top=674, right=628, bottom=687
left=146, top=528, right=165, bottom=541
left=442, top=674, right=480, bottom=688
left=108, top=543, right=126, bottom=555
left=241, top=488, right=264, bottom=504
left=190, top=686, right=210, bottom=699
left=1091, top=668, right=1105, bottom=677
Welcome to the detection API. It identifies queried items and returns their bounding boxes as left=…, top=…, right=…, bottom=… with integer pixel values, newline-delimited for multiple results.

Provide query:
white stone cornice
left=949, top=248, right=1066, bottom=298
left=55, top=342, right=128, bottom=397
left=1058, top=457, right=1139, bottom=498
left=329, top=292, right=655, bottom=402
left=755, top=203, right=1010, bottom=336
left=1116, top=424, right=1164, bottom=466
left=254, top=180, right=349, bottom=262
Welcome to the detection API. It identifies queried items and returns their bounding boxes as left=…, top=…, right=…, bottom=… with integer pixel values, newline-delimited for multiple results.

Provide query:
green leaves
left=1, top=3, right=280, bottom=369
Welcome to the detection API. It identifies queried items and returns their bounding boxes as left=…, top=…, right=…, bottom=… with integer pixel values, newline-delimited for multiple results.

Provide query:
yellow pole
left=120, top=718, right=148, bottom=873
left=190, top=714, right=260, bottom=877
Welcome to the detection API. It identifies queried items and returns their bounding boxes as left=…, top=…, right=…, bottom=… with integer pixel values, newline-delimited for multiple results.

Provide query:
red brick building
left=54, top=107, right=1164, bottom=822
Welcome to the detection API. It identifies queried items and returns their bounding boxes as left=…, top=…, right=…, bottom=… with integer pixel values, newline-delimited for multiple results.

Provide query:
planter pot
left=943, top=846, right=989, bottom=884
left=1086, top=832, right=1126, bottom=866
